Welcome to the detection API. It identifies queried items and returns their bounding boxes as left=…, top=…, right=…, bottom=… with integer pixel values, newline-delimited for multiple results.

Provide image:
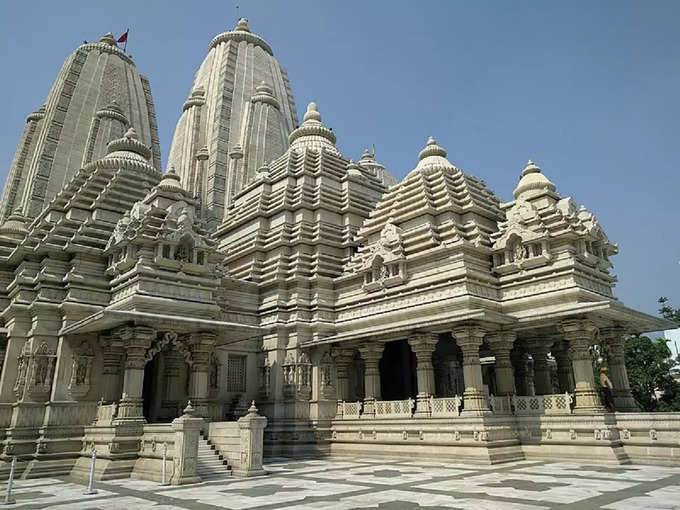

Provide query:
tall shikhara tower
left=0, top=33, right=161, bottom=222
left=167, top=18, right=298, bottom=226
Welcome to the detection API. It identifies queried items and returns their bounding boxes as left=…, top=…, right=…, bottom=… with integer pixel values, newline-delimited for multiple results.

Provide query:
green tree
left=624, top=335, right=678, bottom=411
left=658, top=296, right=680, bottom=323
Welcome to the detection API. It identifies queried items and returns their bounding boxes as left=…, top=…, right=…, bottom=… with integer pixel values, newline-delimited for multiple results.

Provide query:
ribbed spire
left=288, top=102, right=337, bottom=152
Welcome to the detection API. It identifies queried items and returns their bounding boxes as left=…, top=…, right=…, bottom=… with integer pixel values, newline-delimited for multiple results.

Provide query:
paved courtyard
left=2, top=457, right=680, bottom=509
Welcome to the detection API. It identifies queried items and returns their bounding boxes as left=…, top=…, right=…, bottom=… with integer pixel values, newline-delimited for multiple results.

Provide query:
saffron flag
left=117, top=31, right=128, bottom=44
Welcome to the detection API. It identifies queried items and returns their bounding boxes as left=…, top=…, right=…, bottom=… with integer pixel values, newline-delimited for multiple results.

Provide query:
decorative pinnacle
left=303, top=102, right=322, bottom=123
left=418, top=136, right=447, bottom=161
left=124, top=127, right=138, bottom=140
left=183, top=400, right=195, bottom=415
left=165, top=166, right=181, bottom=181
left=235, top=18, right=250, bottom=32
left=247, top=400, right=259, bottom=415
left=522, top=159, right=541, bottom=176
left=99, top=33, right=117, bottom=46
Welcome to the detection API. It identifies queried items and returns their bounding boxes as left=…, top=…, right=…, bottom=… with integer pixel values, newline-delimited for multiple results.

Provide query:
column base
left=361, top=399, right=375, bottom=418
left=613, top=389, right=640, bottom=412
left=414, top=395, right=431, bottom=417
left=461, top=389, right=491, bottom=415
left=115, top=398, right=145, bottom=422
left=573, top=389, right=606, bottom=413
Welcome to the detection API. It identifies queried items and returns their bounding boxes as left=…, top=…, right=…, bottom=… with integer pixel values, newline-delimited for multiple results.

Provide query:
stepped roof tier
left=0, top=34, right=161, bottom=223
left=167, top=18, right=298, bottom=226
left=216, top=102, right=387, bottom=292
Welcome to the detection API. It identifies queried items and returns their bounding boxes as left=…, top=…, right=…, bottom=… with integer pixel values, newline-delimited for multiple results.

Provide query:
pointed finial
left=418, top=136, right=447, bottom=161
left=303, top=102, right=321, bottom=123
left=165, top=166, right=181, bottom=180
left=247, top=400, right=259, bottom=415
left=235, top=18, right=250, bottom=32
left=522, top=159, right=541, bottom=176
left=99, top=33, right=117, bottom=46
left=183, top=400, right=196, bottom=416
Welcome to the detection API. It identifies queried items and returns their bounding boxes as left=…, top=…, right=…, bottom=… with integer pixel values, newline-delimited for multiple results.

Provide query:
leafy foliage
left=658, top=296, right=680, bottom=323
left=624, top=335, right=680, bottom=412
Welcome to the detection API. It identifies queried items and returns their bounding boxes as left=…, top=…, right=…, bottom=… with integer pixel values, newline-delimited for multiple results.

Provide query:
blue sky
left=0, top=1, right=678, bottom=318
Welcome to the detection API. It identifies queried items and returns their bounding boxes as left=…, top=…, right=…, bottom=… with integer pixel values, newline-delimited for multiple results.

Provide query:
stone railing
left=512, top=393, right=574, bottom=416
left=428, top=396, right=462, bottom=417
left=336, top=401, right=363, bottom=420
left=374, top=399, right=414, bottom=419
left=489, top=395, right=513, bottom=414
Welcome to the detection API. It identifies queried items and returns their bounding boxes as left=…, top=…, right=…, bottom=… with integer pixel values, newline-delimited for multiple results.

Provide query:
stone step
left=194, top=437, right=232, bottom=480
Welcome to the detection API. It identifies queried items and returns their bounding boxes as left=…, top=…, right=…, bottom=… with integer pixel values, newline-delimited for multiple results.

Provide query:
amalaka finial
left=418, top=136, right=447, bottom=161
left=303, top=102, right=321, bottom=123
left=235, top=18, right=250, bottom=32
left=522, top=159, right=541, bottom=176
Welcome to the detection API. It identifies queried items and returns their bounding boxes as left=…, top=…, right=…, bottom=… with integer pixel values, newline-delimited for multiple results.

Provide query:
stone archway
left=142, top=333, right=193, bottom=423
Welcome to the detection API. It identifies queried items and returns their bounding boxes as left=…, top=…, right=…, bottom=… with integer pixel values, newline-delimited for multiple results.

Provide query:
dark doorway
left=379, top=339, right=417, bottom=400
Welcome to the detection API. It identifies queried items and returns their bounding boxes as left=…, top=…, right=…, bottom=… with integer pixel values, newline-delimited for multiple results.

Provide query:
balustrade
left=511, top=393, right=574, bottom=416
left=374, top=399, right=414, bottom=419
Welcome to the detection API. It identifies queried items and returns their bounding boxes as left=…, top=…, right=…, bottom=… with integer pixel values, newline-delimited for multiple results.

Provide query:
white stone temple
left=0, top=19, right=676, bottom=483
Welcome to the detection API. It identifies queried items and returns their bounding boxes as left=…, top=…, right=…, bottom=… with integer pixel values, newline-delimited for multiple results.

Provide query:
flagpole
left=124, top=28, right=129, bottom=52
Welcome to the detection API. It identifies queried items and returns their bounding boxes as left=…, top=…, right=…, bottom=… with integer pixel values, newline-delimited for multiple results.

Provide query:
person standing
left=600, top=366, right=616, bottom=412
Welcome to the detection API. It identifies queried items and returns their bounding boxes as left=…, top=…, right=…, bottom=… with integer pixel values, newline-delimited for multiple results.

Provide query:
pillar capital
left=358, top=342, right=384, bottom=363
left=486, top=331, right=516, bottom=353
left=188, top=331, right=216, bottom=371
left=330, top=347, right=355, bottom=365
left=559, top=319, right=598, bottom=344
left=452, top=325, right=486, bottom=348
left=407, top=332, right=438, bottom=356
left=119, top=326, right=155, bottom=369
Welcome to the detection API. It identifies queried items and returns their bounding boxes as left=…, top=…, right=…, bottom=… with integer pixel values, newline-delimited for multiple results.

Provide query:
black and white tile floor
left=2, top=457, right=679, bottom=509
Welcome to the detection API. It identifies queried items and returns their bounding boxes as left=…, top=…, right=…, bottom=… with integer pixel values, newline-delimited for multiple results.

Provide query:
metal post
left=83, top=449, right=97, bottom=495
left=3, top=456, right=16, bottom=505
left=160, top=442, right=169, bottom=486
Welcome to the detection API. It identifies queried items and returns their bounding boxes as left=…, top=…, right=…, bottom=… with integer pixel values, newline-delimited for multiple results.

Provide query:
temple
left=0, top=19, right=676, bottom=483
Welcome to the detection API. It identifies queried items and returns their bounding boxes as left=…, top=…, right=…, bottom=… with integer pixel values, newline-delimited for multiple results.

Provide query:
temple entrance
left=142, top=347, right=190, bottom=423
left=380, top=339, right=417, bottom=400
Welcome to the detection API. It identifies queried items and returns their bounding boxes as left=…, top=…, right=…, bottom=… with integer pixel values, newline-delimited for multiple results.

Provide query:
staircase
left=196, top=435, right=232, bottom=481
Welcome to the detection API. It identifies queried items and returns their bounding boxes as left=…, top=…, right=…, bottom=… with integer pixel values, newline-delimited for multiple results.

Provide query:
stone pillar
left=601, top=327, right=639, bottom=412
left=560, top=319, right=604, bottom=413
left=170, top=402, right=203, bottom=485
left=486, top=331, right=516, bottom=396
left=331, top=348, right=354, bottom=402
left=117, top=326, right=155, bottom=421
left=527, top=341, right=553, bottom=395
left=233, top=401, right=268, bottom=477
left=188, top=332, right=216, bottom=419
left=452, top=326, right=490, bottom=415
left=511, top=349, right=533, bottom=396
left=100, top=333, right=125, bottom=402
left=407, top=332, right=438, bottom=415
left=552, top=340, right=575, bottom=393
left=358, top=343, right=384, bottom=417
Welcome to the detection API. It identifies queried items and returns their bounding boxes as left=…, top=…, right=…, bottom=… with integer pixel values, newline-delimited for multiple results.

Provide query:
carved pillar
left=358, top=342, right=384, bottom=416
left=511, top=349, right=534, bottom=396
left=486, top=331, right=516, bottom=396
left=331, top=348, right=354, bottom=401
left=601, top=327, right=639, bottom=412
left=407, top=332, right=438, bottom=415
left=188, top=331, right=216, bottom=418
left=527, top=341, right=553, bottom=395
left=100, top=333, right=125, bottom=402
left=117, top=326, right=155, bottom=421
left=552, top=340, right=574, bottom=393
left=560, top=319, right=604, bottom=413
left=452, top=325, right=490, bottom=414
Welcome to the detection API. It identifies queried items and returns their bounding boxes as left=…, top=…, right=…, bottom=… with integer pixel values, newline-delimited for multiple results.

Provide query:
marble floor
left=1, top=457, right=680, bottom=509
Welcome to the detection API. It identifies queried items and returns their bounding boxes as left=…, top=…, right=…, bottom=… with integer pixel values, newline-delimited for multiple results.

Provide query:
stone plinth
left=170, top=402, right=203, bottom=485
left=233, top=401, right=267, bottom=477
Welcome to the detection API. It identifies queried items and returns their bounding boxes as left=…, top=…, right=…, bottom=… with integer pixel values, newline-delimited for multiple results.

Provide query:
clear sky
left=0, top=0, right=678, bottom=318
